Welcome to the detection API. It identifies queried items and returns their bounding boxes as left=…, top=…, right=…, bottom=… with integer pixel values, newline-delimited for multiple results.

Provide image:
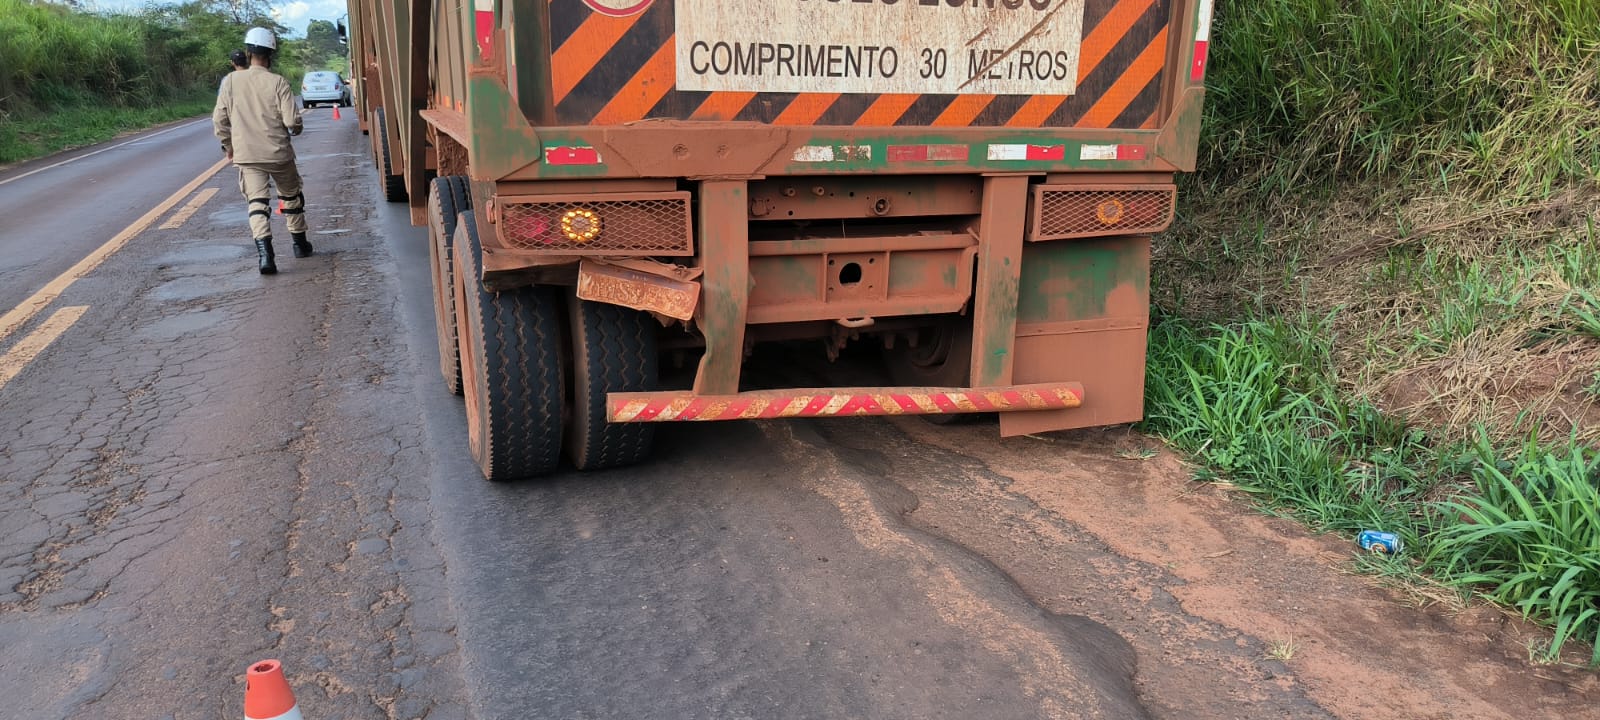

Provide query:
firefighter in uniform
left=213, top=27, right=312, bottom=274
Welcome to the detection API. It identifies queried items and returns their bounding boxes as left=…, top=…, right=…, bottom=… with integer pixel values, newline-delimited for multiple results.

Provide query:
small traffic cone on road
left=331, top=105, right=342, bottom=121
left=244, top=659, right=304, bottom=720
left=277, top=199, right=284, bottom=215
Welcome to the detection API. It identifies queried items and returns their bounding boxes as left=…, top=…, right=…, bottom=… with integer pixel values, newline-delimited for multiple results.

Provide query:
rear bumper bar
left=608, top=383, right=1083, bottom=423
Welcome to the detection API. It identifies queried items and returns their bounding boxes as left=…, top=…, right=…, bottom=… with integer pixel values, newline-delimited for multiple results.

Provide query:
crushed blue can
left=1358, top=530, right=1403, bottom=554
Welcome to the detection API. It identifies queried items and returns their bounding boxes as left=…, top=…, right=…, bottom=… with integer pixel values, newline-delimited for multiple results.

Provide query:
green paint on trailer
left=752, top=256, right=822, bottom=302
left=465, top=73, right=541, bottom=181
left=1017, top=240, right=1148, bottom=323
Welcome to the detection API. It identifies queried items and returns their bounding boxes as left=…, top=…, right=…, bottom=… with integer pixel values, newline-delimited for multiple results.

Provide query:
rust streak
left=1140, top=106, right=1161, bottom=129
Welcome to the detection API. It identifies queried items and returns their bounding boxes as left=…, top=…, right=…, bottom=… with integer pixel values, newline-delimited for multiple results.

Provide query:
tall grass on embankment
left=0, top=0, right=299, bottom=164
left=1144, top=0, right=1600, bottom=664
left=1143, top=319, right=1600, bottom=664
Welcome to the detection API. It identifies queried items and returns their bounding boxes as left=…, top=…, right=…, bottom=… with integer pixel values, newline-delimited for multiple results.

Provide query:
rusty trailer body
left=346, top=0, right=1214, bottom=480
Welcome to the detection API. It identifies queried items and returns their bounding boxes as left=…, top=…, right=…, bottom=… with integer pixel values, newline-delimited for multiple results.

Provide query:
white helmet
left=244, top=27, right=277, bottom=51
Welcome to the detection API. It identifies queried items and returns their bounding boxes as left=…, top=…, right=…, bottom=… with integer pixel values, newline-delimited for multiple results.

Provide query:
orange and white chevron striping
left=608, top=383, right=1084, bottom=423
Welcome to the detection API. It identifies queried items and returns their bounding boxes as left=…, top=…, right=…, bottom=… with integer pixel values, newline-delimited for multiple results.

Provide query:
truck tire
left=375, top=107, right=407, bottom=203
left=426, top=176, right=472, bottom=395
left=564, top=294, right=658, bottom=471
left=884, top=318, right=979, bottom=425
left=452, top=211, right=565, bottom=481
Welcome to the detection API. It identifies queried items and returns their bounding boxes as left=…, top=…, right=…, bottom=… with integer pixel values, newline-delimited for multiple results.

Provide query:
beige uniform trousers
left=237, top=161, right=307, bottom=239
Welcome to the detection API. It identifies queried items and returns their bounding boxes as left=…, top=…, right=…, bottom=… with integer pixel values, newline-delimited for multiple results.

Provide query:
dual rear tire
left=374, top=107, right=406, bottom=203
left=427, top=177, right=471, bottom=396
left=440, top=186, right=657, bottom=481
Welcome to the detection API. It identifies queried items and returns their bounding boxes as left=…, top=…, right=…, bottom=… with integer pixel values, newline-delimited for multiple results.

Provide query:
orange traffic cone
left=332, top=105, right=342, bottom=121
left=244, top=659, right=303, bottom=720
left=277, top=199, right=284, bottom=215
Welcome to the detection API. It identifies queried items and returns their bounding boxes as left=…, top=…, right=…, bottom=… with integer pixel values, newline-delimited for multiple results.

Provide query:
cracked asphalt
left=3, top=113, right=1587, bottom=720
left=1, top=116, right=464, bottom=719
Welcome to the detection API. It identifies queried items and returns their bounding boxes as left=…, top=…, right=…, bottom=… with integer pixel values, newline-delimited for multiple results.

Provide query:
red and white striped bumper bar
left=608, top=382, right=1084, bottom=423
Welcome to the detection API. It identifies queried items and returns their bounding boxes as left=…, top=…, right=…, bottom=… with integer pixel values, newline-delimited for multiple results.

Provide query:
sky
left=86, top=0, right=348, bottom=38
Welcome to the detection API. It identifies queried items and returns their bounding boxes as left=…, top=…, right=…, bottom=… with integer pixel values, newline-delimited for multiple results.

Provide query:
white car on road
left=300, top=71, right=351, bottom=108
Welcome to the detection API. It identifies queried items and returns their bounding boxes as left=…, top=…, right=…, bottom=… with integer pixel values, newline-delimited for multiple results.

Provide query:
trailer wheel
left=564, top=293, right=658, bottom=471
left=375, top=107, right=407, bottom=203
left=427, top=176, right=472, bottom=395
left=452, top=212, right=565, bottom=481
left=885, top=318, right=979, bottom=425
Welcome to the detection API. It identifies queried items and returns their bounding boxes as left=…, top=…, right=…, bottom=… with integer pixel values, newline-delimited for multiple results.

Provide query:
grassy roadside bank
left=0, top=93, right=215, bottom=166
left=1142, top=0, right=1600, bottom=664
left=0, top=0, right=321, bottom=166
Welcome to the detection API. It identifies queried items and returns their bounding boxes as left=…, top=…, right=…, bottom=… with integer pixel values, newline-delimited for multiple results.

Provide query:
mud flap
left=999, top=236, right=1151, bottom=437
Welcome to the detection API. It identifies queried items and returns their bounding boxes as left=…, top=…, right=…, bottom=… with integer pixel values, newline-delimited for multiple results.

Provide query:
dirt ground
left=810, top=416, right=1600, bottom=720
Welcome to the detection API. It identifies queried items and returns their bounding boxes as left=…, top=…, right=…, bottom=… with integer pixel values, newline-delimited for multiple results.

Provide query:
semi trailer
left=346, top=0, right=1215, bottom=480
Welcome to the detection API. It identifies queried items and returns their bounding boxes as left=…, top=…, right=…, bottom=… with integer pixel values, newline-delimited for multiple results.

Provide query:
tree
left=210, top=0, right=274, bottom=25
left=305, top=19, right=343, bottom=59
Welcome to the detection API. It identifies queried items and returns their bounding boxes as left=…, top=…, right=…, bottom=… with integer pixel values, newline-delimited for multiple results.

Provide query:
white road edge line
left=159, top=187, right=221, bottom=230
left=0, top=157, right=230, bottom=343
left=0, top=119, right=208, bottom=188
left=0, top=305, right=89, bottom=392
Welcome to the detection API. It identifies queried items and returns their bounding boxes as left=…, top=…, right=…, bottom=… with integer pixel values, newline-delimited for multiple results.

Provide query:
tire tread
left=456, top=213, right=563, bottom=480
left=567, top=298, right=657, bottom=471
left=376, top=107, right=407, bottom=203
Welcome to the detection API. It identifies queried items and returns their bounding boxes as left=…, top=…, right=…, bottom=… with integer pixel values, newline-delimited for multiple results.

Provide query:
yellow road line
left=0, top=157, right=229, bottom=343
left=0, top=305, right=89, bottom=392
left=159, top=187, right=220, bottom=230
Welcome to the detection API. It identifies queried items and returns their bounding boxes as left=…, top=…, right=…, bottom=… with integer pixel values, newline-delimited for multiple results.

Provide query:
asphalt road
left=0, top=119, right=221, bottom=315
left=4, top=113, right=1583, bottom=720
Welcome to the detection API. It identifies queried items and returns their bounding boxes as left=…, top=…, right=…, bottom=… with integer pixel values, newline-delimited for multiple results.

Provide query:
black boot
left=291, top=231, right=313, bottom=258
left=255, top=237, right=277, bottom=275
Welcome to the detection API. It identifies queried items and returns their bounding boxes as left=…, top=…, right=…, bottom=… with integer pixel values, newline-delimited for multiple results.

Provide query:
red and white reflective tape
left=987, top=144, right=1065, bottom=161
left=544, top=146, right=603, bottom=165
left=1191, top=0, right=1214, bottom=82
left=474, top=0, right=495, bottom=57
left=1079, top=144, right=1148, bottom=161
left=887, top=144, right=970, bottom=162
left=792, top=145, right=872, bottom=163
left=608, top=383, right=1084, bottom=423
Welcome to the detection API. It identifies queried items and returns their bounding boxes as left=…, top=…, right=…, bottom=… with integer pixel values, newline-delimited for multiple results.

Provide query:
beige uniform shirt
left=213, top=66, right=302, bottom=165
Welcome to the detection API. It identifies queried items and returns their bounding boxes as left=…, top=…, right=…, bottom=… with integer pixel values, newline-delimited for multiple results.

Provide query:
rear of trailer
left=346, top=0, right=1215, bottom=480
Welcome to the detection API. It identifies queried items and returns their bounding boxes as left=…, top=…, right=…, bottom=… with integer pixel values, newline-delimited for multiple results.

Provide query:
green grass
left=1141, top=317, right=1600, bottom=664
left=0, top=0, right=317, bottom=166
left=1203, top=0, right=1600, bottom=197
left=0, top=93, right=214, bottom=165
left=1425, top=435, right=1600, bottom=664
left=1142, top=317, right=1448, bottom=534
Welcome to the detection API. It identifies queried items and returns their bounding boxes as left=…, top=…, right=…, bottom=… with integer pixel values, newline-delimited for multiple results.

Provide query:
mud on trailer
left=346, top=0, right=1215, bottom=480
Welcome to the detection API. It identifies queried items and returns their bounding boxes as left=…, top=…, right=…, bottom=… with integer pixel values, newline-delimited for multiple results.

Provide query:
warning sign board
left=674, top=0, right=1087, bottom=96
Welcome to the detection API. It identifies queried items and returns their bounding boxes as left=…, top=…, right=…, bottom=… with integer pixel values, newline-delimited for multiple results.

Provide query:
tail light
left=1028, top=184, right=1177, bottom=241
left=493, top=192, right=693, bottom=256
